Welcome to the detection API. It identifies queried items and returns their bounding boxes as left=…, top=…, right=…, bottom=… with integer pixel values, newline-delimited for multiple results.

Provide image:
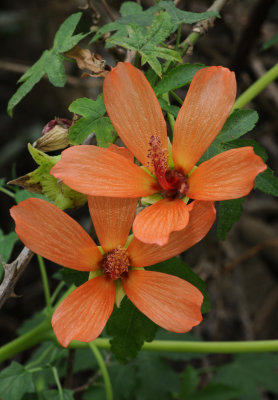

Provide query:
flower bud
left=34, top=118, right=71, bottom=152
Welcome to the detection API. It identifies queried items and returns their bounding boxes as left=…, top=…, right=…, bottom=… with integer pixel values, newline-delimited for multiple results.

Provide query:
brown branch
left=224, top=237, right=278, bottom=273
left=101, top=0, right=116, bottom=22
left=0, top=246, right=34, bottom=309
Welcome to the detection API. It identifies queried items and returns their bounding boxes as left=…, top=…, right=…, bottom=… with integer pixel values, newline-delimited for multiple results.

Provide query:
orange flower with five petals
left=10, top=194, right=216, bottom=347
left=51, top=63, right=266, bottom=246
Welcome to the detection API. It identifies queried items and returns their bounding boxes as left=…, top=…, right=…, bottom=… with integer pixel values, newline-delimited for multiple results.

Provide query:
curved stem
left=37, top=255, right=51, bottom=313
left=233, top=63, right=278, bottom=110
left=0, top=187, right=15, bottom=198
left=0, top=319, right=51, bottom=363
left=89, top=342, right=113, bottom=400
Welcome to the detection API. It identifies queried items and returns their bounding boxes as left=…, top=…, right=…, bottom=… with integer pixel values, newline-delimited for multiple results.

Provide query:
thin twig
left=180, top=0, right=227, bottom=56
left=224, top=237, right=278, bottom=273
left=64, top=349, right=76, bottom=389
left=0, top=60, right=101, bottom=88
left=0, top=246, right=34, bottom=309
left=101, top=0, right=116, bottom=21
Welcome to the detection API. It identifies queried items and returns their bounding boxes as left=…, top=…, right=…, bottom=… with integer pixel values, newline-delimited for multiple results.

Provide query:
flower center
left=101, top=245, right=130, bottom=280
left=147, top=135, right=189, bottom=198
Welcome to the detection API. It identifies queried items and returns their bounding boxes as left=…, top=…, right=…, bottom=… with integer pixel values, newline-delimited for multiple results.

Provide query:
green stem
left=52, top=366, right=64, bottom=399
left=180, top=31, right=200, bottom=57
left=162, top=93, right=175, bottom=132
left=89, top=342, right=113, bottom=400
left=170, top=90, right=183, bottom=105
left=175, top=23, right=182, bottom=50
left=50, top=281, right=65, bottom=305
left=0, top=187, right=15, bottom=198
left=37, top=255, right=51, bottom=313
left=0, top=319, right=51, bottom=363
left=233, top=63, right=278, bottom=110
left=64, top=337, right=278, bottom=353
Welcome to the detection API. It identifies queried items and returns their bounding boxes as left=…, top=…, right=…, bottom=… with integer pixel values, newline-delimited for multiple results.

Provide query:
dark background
left=0, top=0, right=278, bottom=367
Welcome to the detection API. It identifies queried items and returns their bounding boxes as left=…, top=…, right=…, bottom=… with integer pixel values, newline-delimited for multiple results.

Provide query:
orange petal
left=52, top=275, right=115, bottom=347
left=187, top=147, right=267, bottom=200
left=108, top=143, right=134, bottom=162
left=122, top=270, right=203, bottom=332
left=10, top=198, right=102, bottom=271
left=88, top=196, right=138, bottom=252
left=133, top=198, right=190, bottom=246
left=128, top=201, right=216, bottom=268
left=103, top=62, right=168, bottom=172
left=51, top=145, right=158, bottom=197
left=172, top=66, right=236, bottom=174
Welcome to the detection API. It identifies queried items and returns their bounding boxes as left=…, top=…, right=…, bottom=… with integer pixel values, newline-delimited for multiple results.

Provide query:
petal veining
left=103, top=62, right=168, bottom=172
left=52, top=275, right=115, bottom=347
left=173, top=66, right=236, bottom=174
left=187, top=147, right=267, bottom=200
left=10, top=198, right=102, bottom=271
left=51, top=145, right=158, bottom=197
left=133, top=198, right=190, bottom=246
left=122, top=270, right=203, bottom=333
left=128, top=201, right=216, bottom=268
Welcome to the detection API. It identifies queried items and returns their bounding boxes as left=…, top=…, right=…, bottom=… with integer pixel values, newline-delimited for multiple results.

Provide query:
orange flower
left=51, top=63, right=266, bottom=246
left=10, top=195, right=216, bottom=347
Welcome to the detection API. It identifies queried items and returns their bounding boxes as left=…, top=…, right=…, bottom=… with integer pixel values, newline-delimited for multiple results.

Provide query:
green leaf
left=255, top=167, right=278, bottom=196
left=0, top=230, right=18, bottom=281
left=14, top=190, right=48, bottom=203
left=41, top=389, right=74, bottom=400
left=159, top=98, right=180, bottom=118
left=200, top=137, right=268, bottom=163
left=7, top=53, right=47, bottom=116
left=15, top=144, right=87, bottom=210
left=108, top=360, right=137, bottom=399
left=58, top=268, right=88, bottom=287
left=262, top=32, right=278, bottom=50
left=68, top=96, right=115, bottom=146
left=155, top=63, right=205, bottom=95
left=150, top=257, right=210, bottom=314
left=190, top=383, right=241, bottom=400
left=224, top=138, right=268, bottom=161
left=8, top=13, right=87, bottom=115
left=218, top=109, right=259, bottom=142
left=53, top=12, right=87, bottom=52
left=45, top=53, right=66, bottom=87
left=0, top=362, right=34, bottom=400
left=108, top=13, right=181, bottom=76
left=214, top=353, right=278, bottom=400
left=180, top=366, right=199, bottom=398
left=217, top=198, right=244, bottom=240
left=135, top=352, right=180, bottom=400
left=90, top=4, right=160, bottom=44
left=158, top=1, right=219, bottom=30
left=106, top=296, right=158, bottom=362
left=0, top=230, right=18, bottom=263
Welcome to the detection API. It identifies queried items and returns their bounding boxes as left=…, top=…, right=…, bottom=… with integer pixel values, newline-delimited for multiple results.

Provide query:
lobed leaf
left=0, top=362, right=34, bottom=400
left=217, top=198, right=244, bottom=240
left=68, top=96, right=115, bottom=146
left=158, top=1, right=220, bottom=30
left=8, top=13, right=87, bottom=115
left=106, top=296, right=158, bottom=362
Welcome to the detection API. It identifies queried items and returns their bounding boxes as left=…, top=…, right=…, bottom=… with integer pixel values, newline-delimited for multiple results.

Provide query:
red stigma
left=102, top=245, right=130, bottom=280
